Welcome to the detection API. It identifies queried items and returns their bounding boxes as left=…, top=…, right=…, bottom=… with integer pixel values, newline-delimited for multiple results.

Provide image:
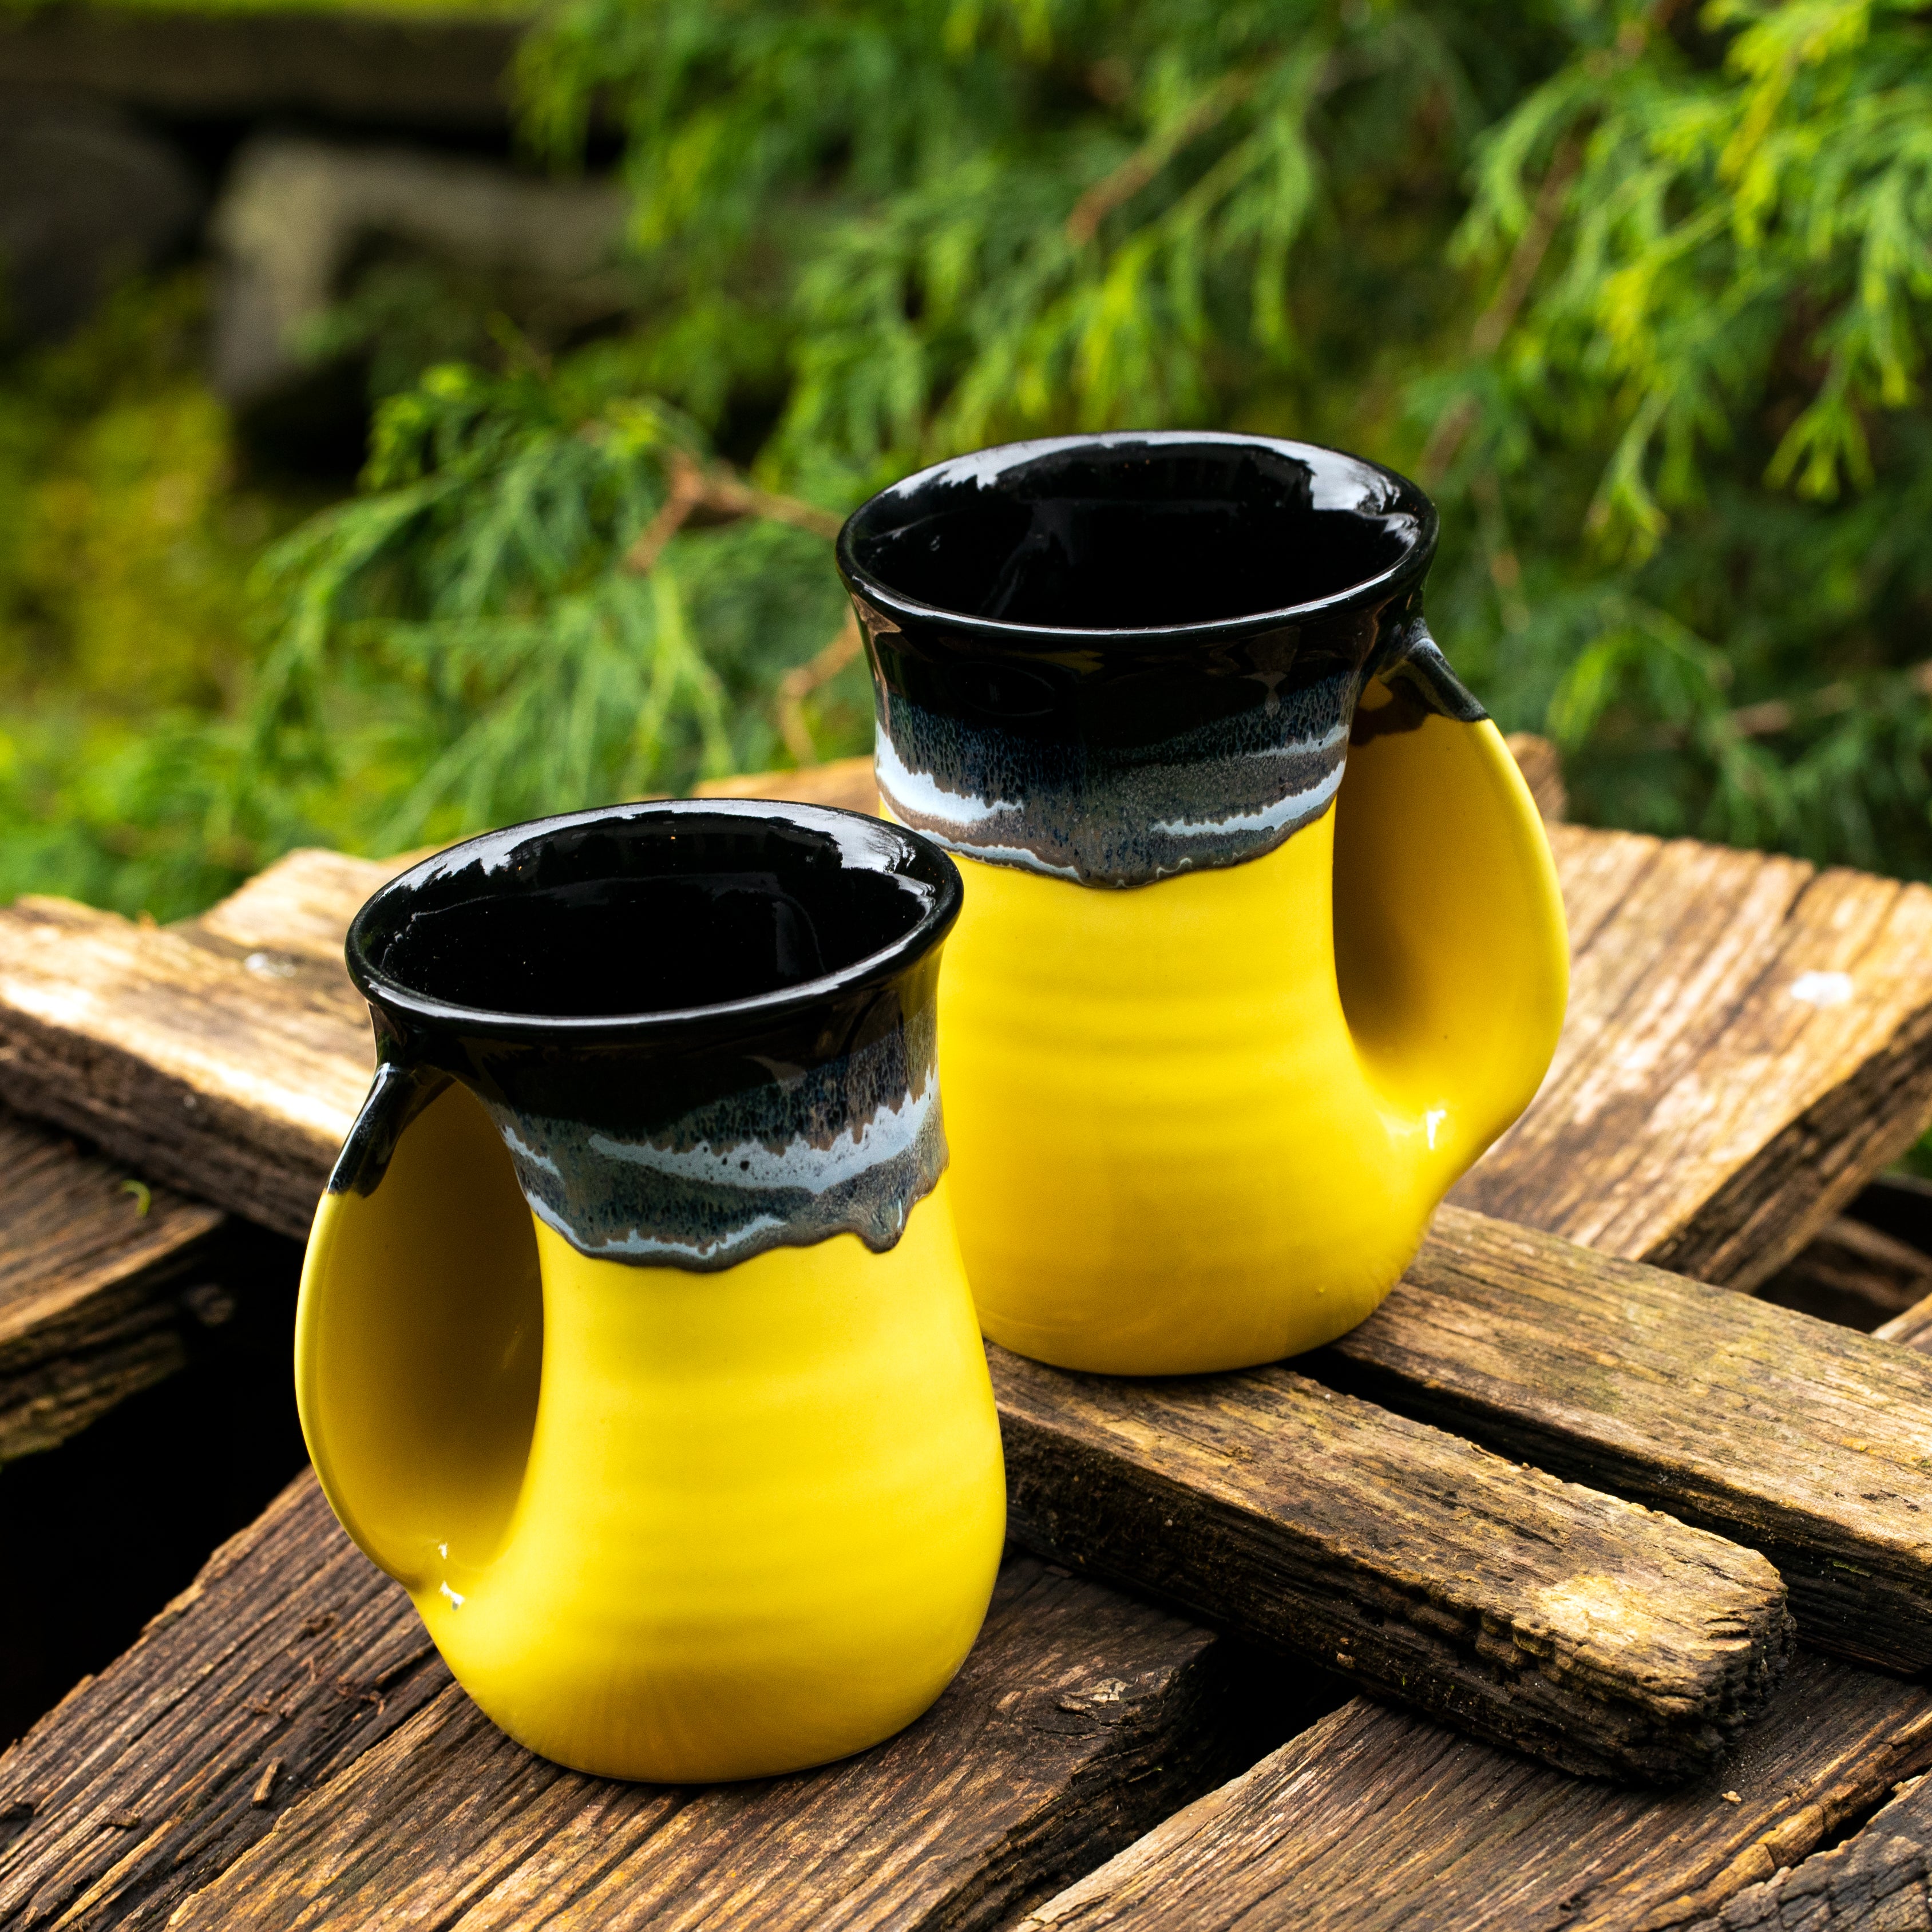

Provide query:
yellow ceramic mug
left=838, top=433, right=1570, bottom=1375
left=296, top=801, right=1004, bottom=1781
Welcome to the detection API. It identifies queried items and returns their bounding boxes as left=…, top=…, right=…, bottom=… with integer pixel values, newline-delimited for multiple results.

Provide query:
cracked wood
left=1318, top=1205, right=1932, bottom=1672
left=1012, top=1651, right=1932, bottom=1932
left=0, top=1478, right=1245, bottom=1932
left=0, top=1105, right=223, bottom=1461
left=994, top=1347, right=1791, bottom=1784
left=1011, top=1287, right=1932, bottom=1932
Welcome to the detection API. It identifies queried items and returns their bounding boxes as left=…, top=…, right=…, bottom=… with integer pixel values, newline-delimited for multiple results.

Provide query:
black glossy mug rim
left=835, top=428, right=1440, bottom=646
left=345, top=796, right=965, bottom=1045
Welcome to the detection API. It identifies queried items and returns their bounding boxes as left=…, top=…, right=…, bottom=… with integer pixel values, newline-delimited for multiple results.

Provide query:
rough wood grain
left=1877, top=1298, right=1932, bottom=1353
left=0, top=1106, right=223, bottom=1460
left=992, top=1347, right=1791, bottom=1784
left=1683, top=1772, right=1932, bottom=1930
left=193, top=848, right=407, bottom=972
left=1506, top=730, right=1569, bottom=823
left=1009, top=1275, right=1932, bottom=1932
left=1459, top=826, right=1932, bottom=1290
left=1011, top=1652, right=1932, bottom=1932
left=7, top=747, right=1932, bottom=1292
left=0, top=773, right=1890, bottom=1773
left=0, top=895, right=370, bottom=1239
left=0, top=1478, right=1251, bottom=1932
left=1318, top=1203, right=1932, bottom=1672
left=10, top=851, right=1814, bottom=1780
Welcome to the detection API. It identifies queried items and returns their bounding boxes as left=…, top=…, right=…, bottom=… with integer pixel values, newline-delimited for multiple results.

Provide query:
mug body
left=838, top=433, right=1568, bottom=1374
left=297, top=802, right=1005, bottom=1780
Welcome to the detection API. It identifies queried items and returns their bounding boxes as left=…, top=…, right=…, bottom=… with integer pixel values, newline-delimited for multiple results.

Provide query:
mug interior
left=352, top=804, right=953, bottom=1024
left=844, top=434, right=1427, bottom=632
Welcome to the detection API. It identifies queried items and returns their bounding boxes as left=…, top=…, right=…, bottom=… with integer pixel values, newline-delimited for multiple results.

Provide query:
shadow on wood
left=0, top=1480, right=1296, bottom=1932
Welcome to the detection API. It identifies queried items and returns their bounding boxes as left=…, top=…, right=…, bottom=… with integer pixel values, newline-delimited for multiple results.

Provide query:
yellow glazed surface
left=297, top=1080, right=1005, bottom=1783
left=935, top=704, right=1570, bottom=1374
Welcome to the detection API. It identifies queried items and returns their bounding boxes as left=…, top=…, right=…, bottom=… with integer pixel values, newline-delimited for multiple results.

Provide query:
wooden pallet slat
left=6, top=749, right=1932, bottom=1926
left=1013, top=1313, right=1932, bottom=1932
left=0, top=1107, right=224, bottom=1462
left=1010, top=1652, right=1932, bottom=1932
left=0, top=1479, right=1254, bottom=1932
left=4, top=761, right=1932, bottom=1776
left=0, top=896, right=367, bottom=1239
left=995, top=1346, right=1792, bottom=1784
left=1317, top=1206, right=1932, bottom=1671
left=1458, top=822, right=1932, bottom=1288
left=1686, top=1772, right=1932, bottom=1931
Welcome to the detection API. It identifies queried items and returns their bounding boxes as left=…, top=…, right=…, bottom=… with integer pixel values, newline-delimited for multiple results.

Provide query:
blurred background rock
left=0, top=0, right=1927, bottom=1001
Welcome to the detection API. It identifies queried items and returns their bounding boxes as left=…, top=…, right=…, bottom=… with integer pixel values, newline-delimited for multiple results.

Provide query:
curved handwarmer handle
left=296, top=1062, right=544, bottom=1592
left=1332, top=621, right=1570, bottom=1183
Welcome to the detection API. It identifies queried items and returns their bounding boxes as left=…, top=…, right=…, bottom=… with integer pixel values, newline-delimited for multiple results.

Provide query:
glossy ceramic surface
left=296, top=801, right=1005, bottom=1781
left=840, top=432, right=1569, bottom=1375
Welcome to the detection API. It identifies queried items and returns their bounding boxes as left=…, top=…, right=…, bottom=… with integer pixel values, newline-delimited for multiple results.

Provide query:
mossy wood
left=1319, top=1206, right=1932, bottom=1672
left=0, top=1105, right=222, bottom=1462
left=0, top=1475, right=1246, bottom=1932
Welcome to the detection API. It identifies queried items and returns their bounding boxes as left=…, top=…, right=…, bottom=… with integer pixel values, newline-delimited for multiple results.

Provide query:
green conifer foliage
left=6, top=0, right=1928, bottom=916
left=255, top=0, right=1932, bottom=880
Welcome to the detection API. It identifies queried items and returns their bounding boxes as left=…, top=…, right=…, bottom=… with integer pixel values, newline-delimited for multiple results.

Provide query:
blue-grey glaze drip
left=874, top=670, right=1359, bottom=886
left=839, top=433, right=1487, bottom=892
left=327, top=798, right=963, bottom=1275
left=479, top=1003, right=945, bottom=1269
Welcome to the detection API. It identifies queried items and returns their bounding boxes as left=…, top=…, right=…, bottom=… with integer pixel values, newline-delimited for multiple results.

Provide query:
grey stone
left=208, top=133, right=628, bottom=405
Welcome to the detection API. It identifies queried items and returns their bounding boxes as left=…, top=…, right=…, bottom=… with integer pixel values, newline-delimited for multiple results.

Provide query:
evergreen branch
left=1420, top=134, right=1583, bottom=482
left=623, top=452, right=842, bottom=576
left=775, top=609, right=864, bottom=765
left=1064, top=70, right=1257, bottom=249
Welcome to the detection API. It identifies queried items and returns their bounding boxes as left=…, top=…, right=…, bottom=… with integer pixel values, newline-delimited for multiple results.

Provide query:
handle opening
left=297, top=1071, right=543, bottom=1590
left=1332, top=672, right=1569, bottom=1178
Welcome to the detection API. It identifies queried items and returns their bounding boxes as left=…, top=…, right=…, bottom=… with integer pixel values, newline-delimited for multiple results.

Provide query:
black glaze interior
left=334, top=800, right=963, bottom=1271
left=350, top=801, right=959, bottom=1033
left=837, top=431, right=1478, bottom=887
left=842, top=433, right=1427, bottom=636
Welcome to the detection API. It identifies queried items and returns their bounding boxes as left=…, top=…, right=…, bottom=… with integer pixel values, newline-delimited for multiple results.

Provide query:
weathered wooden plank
left=1869, top=1182, right=1932, bottom=1352
left=0, top=1477, right=1254, bottom=1932
left=0, top=895, right=369, bottom=1238
left=1505, top=730, right=1569, bottom=824
left=7, top=846, right=1814, bottom=1779
left=0, top=1106, right=224, bottom=1461
left=0, top=762, right=1895, bottom=1772
left=1011, top=1652, right=1932, bottom=1932
left=993, top=1347, right=1791, bottom=1784
left=1318, top=1204, right=1932, bottom=1672
left=192, top=848, right=409, bottom=972
left=1760, top=1215, right=1932, bottom=1331
left=9, top=745, right=1930, bottom=1295
left=1459, top=826, right=1932, bottom=1289
left=1878, top=1298, right=1932, bottom=1353
left=1682, top=1772, right=1932, bottom=1930
left=1014, top=1272, right=1932, bottom=1932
